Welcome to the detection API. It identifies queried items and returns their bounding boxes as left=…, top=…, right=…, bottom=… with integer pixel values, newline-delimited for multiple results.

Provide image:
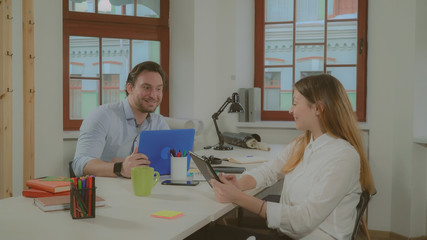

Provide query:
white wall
left=8, top=0, right=427, bottom=237
left=34, top=0, right=65, bottom=178
left=414, top=0, right=427, bottom=140
left=367, top=0, right=427, bottom=237
left=413, top=0, right=427, bottom=236
left=170, top=0, right=248, bottom=149
left=368, top=0, right=413, bottom=235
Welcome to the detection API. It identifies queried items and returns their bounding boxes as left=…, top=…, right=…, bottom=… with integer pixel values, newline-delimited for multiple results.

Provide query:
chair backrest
left=351, top=190, right=376, bottom=240
left=69, top=161, right=76, bottom=178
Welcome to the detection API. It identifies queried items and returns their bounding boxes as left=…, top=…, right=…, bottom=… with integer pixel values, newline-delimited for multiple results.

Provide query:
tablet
left=138, top=129, right=195, bottom=175
left=189, top=151, right=222, bottom=187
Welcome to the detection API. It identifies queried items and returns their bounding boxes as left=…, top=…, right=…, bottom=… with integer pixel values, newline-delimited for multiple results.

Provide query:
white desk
left=194, top=144, right=284, bottom=171
left=0, top=145, right=284, bottom=240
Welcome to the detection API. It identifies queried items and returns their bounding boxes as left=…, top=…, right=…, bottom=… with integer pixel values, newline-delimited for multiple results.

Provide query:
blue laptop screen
left=138, top=129, right=195, bottom=175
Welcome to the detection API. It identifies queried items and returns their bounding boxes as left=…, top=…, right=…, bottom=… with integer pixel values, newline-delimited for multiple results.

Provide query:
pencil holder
left=70, top=176, right=96, bottom=219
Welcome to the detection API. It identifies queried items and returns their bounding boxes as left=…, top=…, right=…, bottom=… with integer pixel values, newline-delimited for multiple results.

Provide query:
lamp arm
left=212, top=97, right=232, bottom=120
left=212, top=97, right=232, bottom=147
left=213, top=117, right=225, bottom=147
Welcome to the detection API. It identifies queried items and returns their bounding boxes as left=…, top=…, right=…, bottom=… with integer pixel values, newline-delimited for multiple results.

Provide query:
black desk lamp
left=212, top=92, right=244, bottom=150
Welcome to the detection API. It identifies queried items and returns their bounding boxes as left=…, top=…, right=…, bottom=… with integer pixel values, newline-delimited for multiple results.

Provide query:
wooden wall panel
left=0, top=0, right=14, bottom=199
left=22, top=0, right=35, bottom=187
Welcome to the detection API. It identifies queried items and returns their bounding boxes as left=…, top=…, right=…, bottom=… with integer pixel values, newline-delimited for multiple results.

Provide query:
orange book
left=22, top=188, right=70, bottom=198
left=26, top=176, right=70, bottom=193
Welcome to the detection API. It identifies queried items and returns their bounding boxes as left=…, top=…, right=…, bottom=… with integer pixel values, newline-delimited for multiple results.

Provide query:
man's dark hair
left=125, top=61, right=168, bottom=96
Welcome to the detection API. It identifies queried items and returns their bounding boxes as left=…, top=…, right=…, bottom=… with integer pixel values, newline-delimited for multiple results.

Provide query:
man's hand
left=121, top=147, right=150, bottom=178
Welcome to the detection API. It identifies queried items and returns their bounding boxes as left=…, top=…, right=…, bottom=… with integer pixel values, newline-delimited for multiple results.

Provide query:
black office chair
left=69, top=161, right=76, bottom=178
left=351, top=189, right=377, bottom=240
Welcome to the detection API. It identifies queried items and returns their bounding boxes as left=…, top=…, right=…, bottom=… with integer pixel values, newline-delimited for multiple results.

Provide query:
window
left=255, top=0, right=367, bottom=121
left=63, top=0, right=170, bottom=130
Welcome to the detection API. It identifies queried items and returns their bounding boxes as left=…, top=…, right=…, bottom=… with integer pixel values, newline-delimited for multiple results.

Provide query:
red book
left=26, top=176, right=71, bottom=193
left=22, top=188, right=70, bottom=198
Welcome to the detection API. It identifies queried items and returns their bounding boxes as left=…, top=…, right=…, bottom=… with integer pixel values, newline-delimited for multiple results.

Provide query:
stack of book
left=23, top=176, right=71, bottom=198
left=23, top=176, right=105, bottom=212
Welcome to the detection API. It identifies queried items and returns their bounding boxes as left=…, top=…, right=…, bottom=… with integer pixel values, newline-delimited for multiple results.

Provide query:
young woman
left=211, top=74, right=375, bottom=240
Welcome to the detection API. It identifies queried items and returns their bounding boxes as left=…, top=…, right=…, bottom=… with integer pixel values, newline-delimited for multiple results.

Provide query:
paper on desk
left=254, top=142, right=271, bottom=151
left=243, top=139, right=271, bottom=152
left=188, top=169, right=205, bottom=181
left=228, top=156, right=268, bottom=164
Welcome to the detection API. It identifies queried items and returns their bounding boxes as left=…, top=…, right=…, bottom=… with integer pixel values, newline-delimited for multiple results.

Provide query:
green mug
left=131, top=167, right=160, bottom=196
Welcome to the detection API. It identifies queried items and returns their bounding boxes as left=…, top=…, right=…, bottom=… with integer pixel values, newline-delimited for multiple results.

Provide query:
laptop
left=138, top=129, right=195, bottom=175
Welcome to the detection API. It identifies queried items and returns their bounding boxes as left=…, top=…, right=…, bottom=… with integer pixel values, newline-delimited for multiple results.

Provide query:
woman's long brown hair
left=281, top=74, right=375, bottom=195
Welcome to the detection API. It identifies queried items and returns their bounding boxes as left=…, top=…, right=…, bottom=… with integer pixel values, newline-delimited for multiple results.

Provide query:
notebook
left=138, top=129, right=195, bottom=175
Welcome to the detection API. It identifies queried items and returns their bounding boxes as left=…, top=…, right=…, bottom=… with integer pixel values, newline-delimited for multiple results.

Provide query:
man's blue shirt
left=72, top=98, right=169, bottom=177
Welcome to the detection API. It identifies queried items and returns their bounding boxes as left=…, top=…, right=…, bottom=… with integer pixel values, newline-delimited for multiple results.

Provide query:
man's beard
left=136, top=98, right=159, bottom=113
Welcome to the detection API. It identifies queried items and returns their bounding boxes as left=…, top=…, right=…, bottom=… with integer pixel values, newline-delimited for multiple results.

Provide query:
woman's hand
left=211, top=173, right=243, bottom=203
left=220, top=173, right=240, bottom=189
